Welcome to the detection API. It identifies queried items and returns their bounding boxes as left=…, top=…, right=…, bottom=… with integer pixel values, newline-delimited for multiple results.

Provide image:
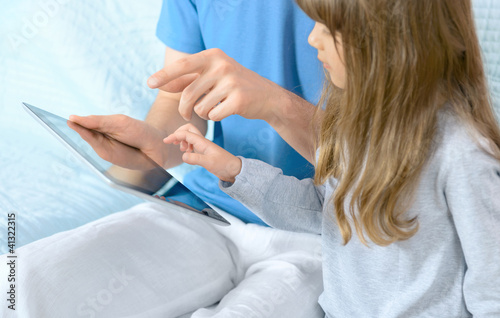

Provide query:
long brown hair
left=297, top=0, right=500, bottom=245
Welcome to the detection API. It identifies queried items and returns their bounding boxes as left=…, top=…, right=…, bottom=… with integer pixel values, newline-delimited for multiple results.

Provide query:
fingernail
left=148, top=77, right=159, bottom=88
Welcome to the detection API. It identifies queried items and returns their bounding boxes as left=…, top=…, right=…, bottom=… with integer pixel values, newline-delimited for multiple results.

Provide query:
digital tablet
left=22, top=102, right=230, bottom=226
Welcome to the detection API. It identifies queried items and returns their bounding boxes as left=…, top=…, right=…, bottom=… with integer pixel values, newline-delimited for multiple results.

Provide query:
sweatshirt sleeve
left=220, top=157, right=325, bottom=234
left=444, top=144, right=500, bottom=316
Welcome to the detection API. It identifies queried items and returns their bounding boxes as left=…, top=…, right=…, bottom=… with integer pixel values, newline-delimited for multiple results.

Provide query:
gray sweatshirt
left=220, top=110, right=500, bottom=317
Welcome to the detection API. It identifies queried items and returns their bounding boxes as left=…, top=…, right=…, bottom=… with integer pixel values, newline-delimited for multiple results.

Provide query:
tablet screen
left=24, top=103, right=217, bottom=217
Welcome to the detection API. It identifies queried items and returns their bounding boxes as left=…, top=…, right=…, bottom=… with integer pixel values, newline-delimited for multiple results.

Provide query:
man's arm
left=265, top=87, right=321, bottom=164
left=148, top=49, right=320, bottom=164
left=145, top=47, right=207, bottom=168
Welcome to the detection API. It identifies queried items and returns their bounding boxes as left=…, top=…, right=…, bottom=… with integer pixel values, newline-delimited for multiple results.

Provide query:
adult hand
left=163, top=123, right=242, bottom=183
left=147, top=48, right=286, bottom=124
left=68, top=114, right=168, bottom=169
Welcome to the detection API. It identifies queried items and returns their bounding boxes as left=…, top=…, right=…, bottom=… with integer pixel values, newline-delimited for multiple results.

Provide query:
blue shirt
left=156, top=0, right=323, bottom=224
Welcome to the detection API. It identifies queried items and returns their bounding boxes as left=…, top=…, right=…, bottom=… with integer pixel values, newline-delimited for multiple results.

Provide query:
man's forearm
left=145, top=91, right=207, bottom=168
left=267, top=88, right=320, bottom=164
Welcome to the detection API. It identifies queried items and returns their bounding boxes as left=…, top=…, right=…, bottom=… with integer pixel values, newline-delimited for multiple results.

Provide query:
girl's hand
left=163, top=124, right=242, bottom=183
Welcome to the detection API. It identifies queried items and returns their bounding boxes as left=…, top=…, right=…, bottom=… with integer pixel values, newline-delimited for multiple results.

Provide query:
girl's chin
left=327, top=74, right=344, bottom=89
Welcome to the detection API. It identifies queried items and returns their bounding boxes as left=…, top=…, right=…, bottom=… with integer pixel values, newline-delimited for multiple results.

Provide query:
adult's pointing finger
left=147, top=50, right=210, bottom=89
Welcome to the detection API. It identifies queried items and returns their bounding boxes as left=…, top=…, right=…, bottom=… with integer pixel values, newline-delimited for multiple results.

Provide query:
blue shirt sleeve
left=156, top=0, right=205, bottom=54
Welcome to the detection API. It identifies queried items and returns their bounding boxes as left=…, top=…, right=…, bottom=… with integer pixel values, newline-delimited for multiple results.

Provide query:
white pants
left=1, top=203, right=324, bottom=318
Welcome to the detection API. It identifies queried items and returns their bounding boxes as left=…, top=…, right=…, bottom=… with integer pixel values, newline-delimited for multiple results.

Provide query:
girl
left=164, top=0, right=500, bottom=316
